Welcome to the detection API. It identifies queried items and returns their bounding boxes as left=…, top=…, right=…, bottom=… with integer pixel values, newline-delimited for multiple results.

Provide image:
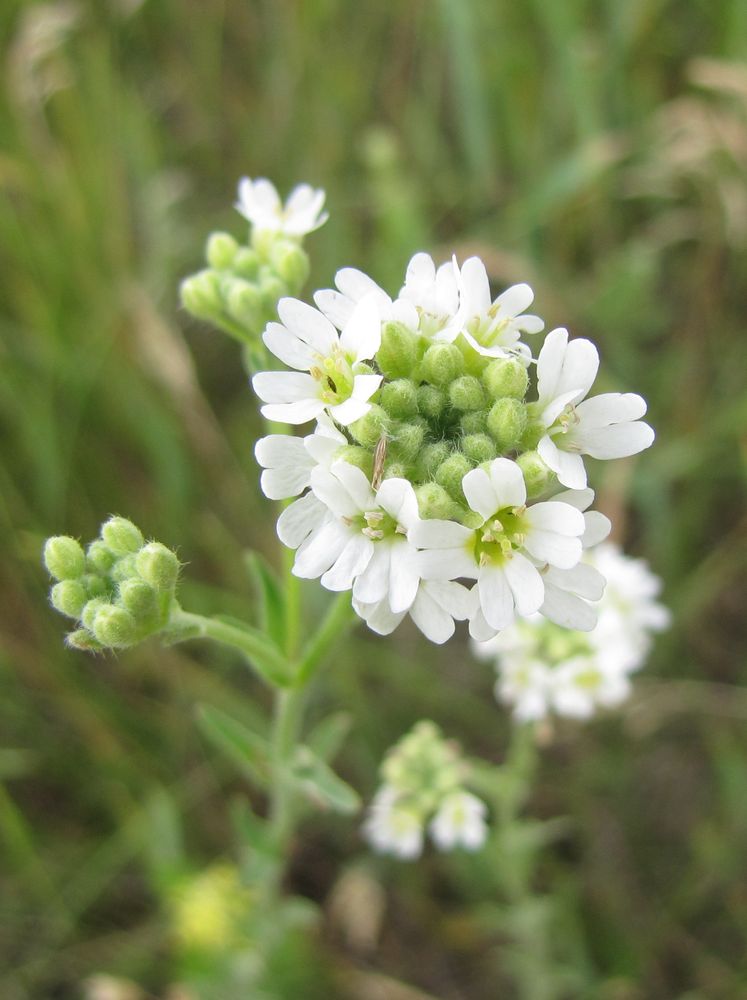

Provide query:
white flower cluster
left=473, top=543, right=670, bottom=721
left=253, top=199, right=655, bottom=644
left=363, top=721, right=488, bottom=860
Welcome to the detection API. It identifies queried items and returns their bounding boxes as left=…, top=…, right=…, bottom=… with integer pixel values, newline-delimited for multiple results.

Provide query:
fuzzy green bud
left=415, top=482, right=459, bottom=520
left=482, top=357, right=529, bottom=400
left=520, top=411, right=545, bottom=450
left=101, top=517, right=144, bottom=556
left=65, top=629, right=103, bottom=653
left=462, top=433, right=497, bottom=464
left=81, top=598, right=108, bottom=632
left=91, top=605, right=139, bottom=649
left=258, top=268, right=286, bottom=312
left=86, top=540, right=115, bottom=574
left=232, top=247, right=261, bottom=281
left=390, top=419, right=426, bottom=463
left=416, top=384, right=447, bottom=420
left=206, top=232, right=239, bottom=270
left=383, top=460, right=410, bottom=480
left=119, top=578, right=159, bottom=621
left=180, top=271, right=222, bottom=321
left=517, top=450, right=552, bottom=499
left=435, top=452, right=473, bottom=501
left=135, top=543, right=180, bottom=593
left=335, top=445, right=373, bottom=478
left=269, top=240, right=310, bottom=290
left=459, top=410, right=488, bottom=435
left=44, top=536, right=85, bottom=581
left=225, top=279, right=263, bottom=331
left=110, top=554, right=139, bottom=583
left=487, top=398, right=527, bottom=452
left=349, top=404, right=388, bottom=448
left=414, top=441, right=450, bottom=480
left=421, top=344, right=464, bottom=387
left=81, top=573, right=108, bottom=599
left=50, top=580, right=87, bottom=619
left=377, top=322, right=419, bottom=380
left=380, top=379, right=418, bottom=418
left=448, top=376, right=486, bottom=412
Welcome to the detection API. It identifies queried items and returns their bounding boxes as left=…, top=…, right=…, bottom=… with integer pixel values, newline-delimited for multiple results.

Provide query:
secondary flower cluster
left=255, top=233, right=654, bottom=643
left=363, top=721, right=488, bottom=860
left=44, top=517, right=180, bottom=651
left=180, top=178, right=326, bottom=359
left=473, top=543, right=670, bottom=721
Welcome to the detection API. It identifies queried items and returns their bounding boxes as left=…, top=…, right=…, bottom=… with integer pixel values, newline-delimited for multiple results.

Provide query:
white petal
left=262, top=323, right=316, bottom=370
left=376, top=479, right=419, bottom=530
left=468, top=603, right=500, bottom=642
left=411, top=519, right=473, bottom=549
left=525, top=501, right=585, bottom=535
left=583, top=511, right=611, bottom=548
left=523, top=530, right=582, bottom=570
left=478, top=565, right=515, bottom=630
left=355, top=596, right=405, bottom=636
left=462, top=467, right=499, bottom=520
left=252, top=370, right=318, bottom=403
left=310, top=468, right=361, bottom=518
left=321, top=534, right=374, bottom=591
left=495, top=282, right=534, bottom=318
left=313, top=288, right=353, bottom=329
left=459, top=257, right=492, bottom=314
left=328, top=396, right=371, bottom=426
left=574, top=392, right=647, bottom=428
left=550, top=487, right=594, bottom=512
left=573, top=421, right=655, bottom=460
left=339, top=294, right=381, bottom=360
left=260, top=398, right=326, bottom=424
left=255, top=433, right=306, bottom=468
left=409, top=587, right=456, bottom=644
left=277, top=298, right=338, bottom=356
left=503, top=553, right=544, bottom=616
left=335, top=267, right=387, bottom=304
left=424, top=580, right=476, bottom=620
left=277, top=493, right=326, bottom=548
left=352, top=545, right=390, bottom=604
left=330, top=461, right=375, bottom=511
left=294, top=520, right=351, bottom=578
left=351, top=372, right=384, bottom=401
left=545, top=563, right=605, bottom=601
left=541, top=585, right=597, bottom=630
left=488, top=458, right=527, bottom=509
left=388, top=541, right=420, bottom=614
left=260, top=463, right=311, bottom=500
left=418, top=548, right=476, bottom=581
left=537, top=435, right=588, bottom=489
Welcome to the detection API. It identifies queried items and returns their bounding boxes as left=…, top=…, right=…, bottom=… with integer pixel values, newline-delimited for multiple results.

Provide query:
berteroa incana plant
left=44, top=178, right=666, bottom=998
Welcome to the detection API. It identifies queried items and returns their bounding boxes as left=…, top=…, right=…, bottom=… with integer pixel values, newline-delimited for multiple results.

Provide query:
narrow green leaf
left=307, top=712, right=352, bottom=763
left=196, top=704, right=271, bottom=788
left=244, top=550, right=287, bottom=648
left=290, top=745, right=360, bottom=815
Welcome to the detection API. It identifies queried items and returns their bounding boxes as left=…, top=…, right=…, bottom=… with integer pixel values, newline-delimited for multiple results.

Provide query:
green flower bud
left=206, top=232, right=239, bottom=270
left=258, top=268, right=286, bottom=313
left=383, top=460, right=411, bottom=481
left=135, top=543, right=180, bottom=593
left=435, top=452, right=473, bottom=501
left=91, top=605, right=140, bottom=649
left=232, top=247, right=261, bottom=281
left=349, top=404, right=388, bottom=448
left=110, top=554, right=138, bottom=583
left=421, top=344, right=464, bottom=387
left=81, top=598, right=108, bottom=632
left=119, top=578, right=159, bottom=621
left=65, top=629, right=103, bottom=653
left=448, top=376, right=486, bottom=412
left=487, top=398, right=527, bottom=452
left=81, top=573, right=108, bottom=599
left=390, top=419, right=425, bottom=462
left=86, top=540, right=115, bottom=574
left=44, top=536, right=85, bottom=580
left=462, top=433, right=497, bottom=464
left=101, top=517, right=144, bottom=556
left=269, top=240, right=310, bottom=291
left=416, top=384, right=447, bottom=420
left=335, top=445, right=373, bottom=478
left=517, top=450, right=552, bottom=499
left=180, top=270, right=222, bottom=321
left=50, top=580, right=87, bottom=619
left=380, top=379, right=418, bottom=418
left=482, top=357, right=529, bottom=400
left=415, top=482, right=459, bottom=520
left=414, top=441, right=450, bottom=480
left=377, top=322, right=419, bottom=380
left=459, top=410, right=488, bottom=435
left=520, top=411, right=545, bottom=450
left=226, top=279, right=263, bottom=330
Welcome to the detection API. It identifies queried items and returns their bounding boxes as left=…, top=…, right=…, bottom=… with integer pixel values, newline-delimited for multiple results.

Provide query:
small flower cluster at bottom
left=472, top=543, right=670, bottom=721
left=363, top=721, right=488, bottom=860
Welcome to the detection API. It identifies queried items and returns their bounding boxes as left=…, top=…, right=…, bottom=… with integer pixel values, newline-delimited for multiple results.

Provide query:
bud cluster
left=363, top=721, right=488, bottom=859
left=180, top=177, right=325, bottom=358
left=43, top=517, right=180, bottom=652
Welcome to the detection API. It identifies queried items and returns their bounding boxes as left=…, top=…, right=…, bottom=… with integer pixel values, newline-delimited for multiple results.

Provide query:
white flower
left=397, top=252, right=462, bottom=339
left=363, top=787, right=424, bottom=860
left=549, top=655, right=632, bottom=718
left=353, top=579, right=475, bottom=645
left=413, top=458, right=585, bottom=634
left=456, top=257, right=543, bottom=359
left=285, top=461, right=422, bottom=614
left=429, top=791, right=488, bottom=851
left=254, top=416, right=346, bottom=500
left=536, top=327, right=655, bottom=489
left=313, top=266, right=418, bottom=331
left=252, top=295, right=382, bottom=425
left=235, top=177, right=328, bottom=237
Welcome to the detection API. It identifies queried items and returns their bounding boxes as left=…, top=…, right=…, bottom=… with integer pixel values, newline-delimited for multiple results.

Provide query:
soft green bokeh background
left=1, top=1, right=746, bottom=997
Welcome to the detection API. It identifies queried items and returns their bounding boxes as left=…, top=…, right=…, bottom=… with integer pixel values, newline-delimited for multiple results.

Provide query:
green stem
left=294, top=593, right=355, bottom=685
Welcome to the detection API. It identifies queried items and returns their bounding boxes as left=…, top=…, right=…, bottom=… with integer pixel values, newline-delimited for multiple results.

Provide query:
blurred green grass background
left=1, top=0, right=746, bottom=997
